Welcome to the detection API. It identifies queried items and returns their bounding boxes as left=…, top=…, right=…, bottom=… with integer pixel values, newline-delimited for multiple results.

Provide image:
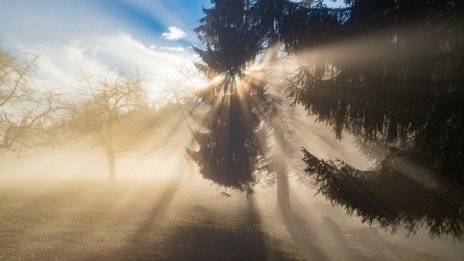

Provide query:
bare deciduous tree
left=0, top=49, right=56, bottom=151
left=67, top=72, right=149, bottom=181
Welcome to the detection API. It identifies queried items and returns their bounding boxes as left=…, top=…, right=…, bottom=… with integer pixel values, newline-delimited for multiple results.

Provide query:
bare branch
left=0, top=52, right=41, bottom=107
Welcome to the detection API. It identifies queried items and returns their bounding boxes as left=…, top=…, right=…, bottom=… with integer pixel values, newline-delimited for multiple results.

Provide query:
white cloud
left=28, top=43, right=111, bottom=92
left=23, top=32, right=203, bottom=101
left=161, top=26, right=187, bottom=41
left=150, top=45, right=185, bottom=52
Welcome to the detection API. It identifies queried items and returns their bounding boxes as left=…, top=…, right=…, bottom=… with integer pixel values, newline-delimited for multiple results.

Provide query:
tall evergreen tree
left=193, top=0, right=263, bottom=78
left=291, top=0, right=464, bottom=238
left=289, top=0, right=464, bottom=177
left=188, top=0, right=269, bottom=192
left=190, top=0, right=464, bottom=206
left=189, top=0, right=353, bottom=199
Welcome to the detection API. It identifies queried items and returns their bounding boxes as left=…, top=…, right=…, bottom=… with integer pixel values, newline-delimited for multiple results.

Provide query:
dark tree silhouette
left=289, top=0, right=464, bottom=177
left=187, top=80, right=269, bottom=192
left=191, top=2, right=464, bottom=234
left=290, top=0, right=464, bottom=240
left=193, top=0, right=263, bottom=78
left=188, top=0, right=271, bottom=192
left=302, top=147, right=464, bottom=240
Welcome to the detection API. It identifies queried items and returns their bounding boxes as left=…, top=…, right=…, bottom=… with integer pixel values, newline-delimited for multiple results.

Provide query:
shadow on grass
left=278, top=191, right=331, bottom=261
left=156, top=197, right=299, bottom=261
left=103, top=194, right=303, bottom=260
left=127, top=174, right=183, bottom=240
left=277, top=192, right=379, bottom=260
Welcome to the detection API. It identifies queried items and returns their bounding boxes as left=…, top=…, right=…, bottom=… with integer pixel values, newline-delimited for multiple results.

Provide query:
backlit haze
left=0, top=1, right=463, bottom=260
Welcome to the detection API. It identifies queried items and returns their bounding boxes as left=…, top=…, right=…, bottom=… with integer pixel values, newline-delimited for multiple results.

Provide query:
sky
left=0, top=0, right=211, bottom=96
left=0, top=0, right=344, bottom=97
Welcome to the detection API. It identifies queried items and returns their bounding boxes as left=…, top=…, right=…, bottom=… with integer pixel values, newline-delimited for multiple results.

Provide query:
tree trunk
left=106, top=148, right=116, bottom=182
left=273, top=100, right=291, bottom=211
left=268, top=44, right=291, bottom=211
left=104, top=118, right=116, bottom=182
left=276, top=171, right=290, bottom=209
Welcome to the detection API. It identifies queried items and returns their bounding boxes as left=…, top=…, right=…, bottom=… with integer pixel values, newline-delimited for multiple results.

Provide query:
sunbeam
left=1, top=0, right=464, bottom=260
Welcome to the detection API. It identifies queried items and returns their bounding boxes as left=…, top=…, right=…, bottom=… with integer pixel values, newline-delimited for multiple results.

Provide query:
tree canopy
left=190, top=0, right=464, bottom=237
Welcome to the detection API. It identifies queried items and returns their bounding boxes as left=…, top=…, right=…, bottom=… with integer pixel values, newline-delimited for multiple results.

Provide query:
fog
left=1, top=105, right=462, bottom=260
left=2, top=1, right=464, bottom=258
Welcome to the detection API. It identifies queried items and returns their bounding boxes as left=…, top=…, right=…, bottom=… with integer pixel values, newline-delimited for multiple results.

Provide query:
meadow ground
left=1, top=171, right=463, bottom=261
left=0, top=178, right=305, bottom=261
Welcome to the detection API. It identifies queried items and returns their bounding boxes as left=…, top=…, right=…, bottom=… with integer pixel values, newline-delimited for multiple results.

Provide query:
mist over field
left=1, top=0, right=464, bottom=260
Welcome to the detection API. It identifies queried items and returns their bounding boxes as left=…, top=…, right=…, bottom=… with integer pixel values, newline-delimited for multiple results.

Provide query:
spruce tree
left=188, top=0, right=267, bottom=192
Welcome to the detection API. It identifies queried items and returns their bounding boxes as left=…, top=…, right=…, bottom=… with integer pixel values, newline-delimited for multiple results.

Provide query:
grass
left=1, top=177, right=457, bottom=260
left=0, top=181, right=305, bottom=261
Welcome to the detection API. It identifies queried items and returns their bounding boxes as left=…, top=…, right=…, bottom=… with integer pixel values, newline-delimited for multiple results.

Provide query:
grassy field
left=0, top=180, right=305, bottom=261
left=1, top=175, right=463, bottom=261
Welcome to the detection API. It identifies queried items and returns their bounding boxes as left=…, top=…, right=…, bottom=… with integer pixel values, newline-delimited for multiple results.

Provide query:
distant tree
left=66, top=72, right=149, bottom=181
left=0, top=49, right=56, bottom=151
